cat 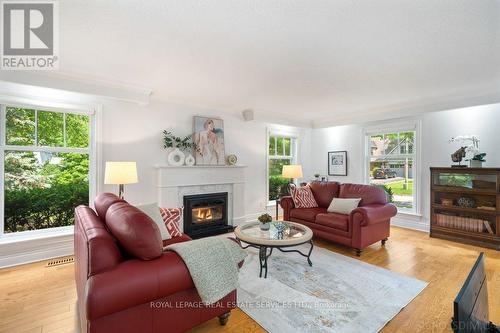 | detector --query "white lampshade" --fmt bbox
[282,165,303,179]
[104,162,138,185]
